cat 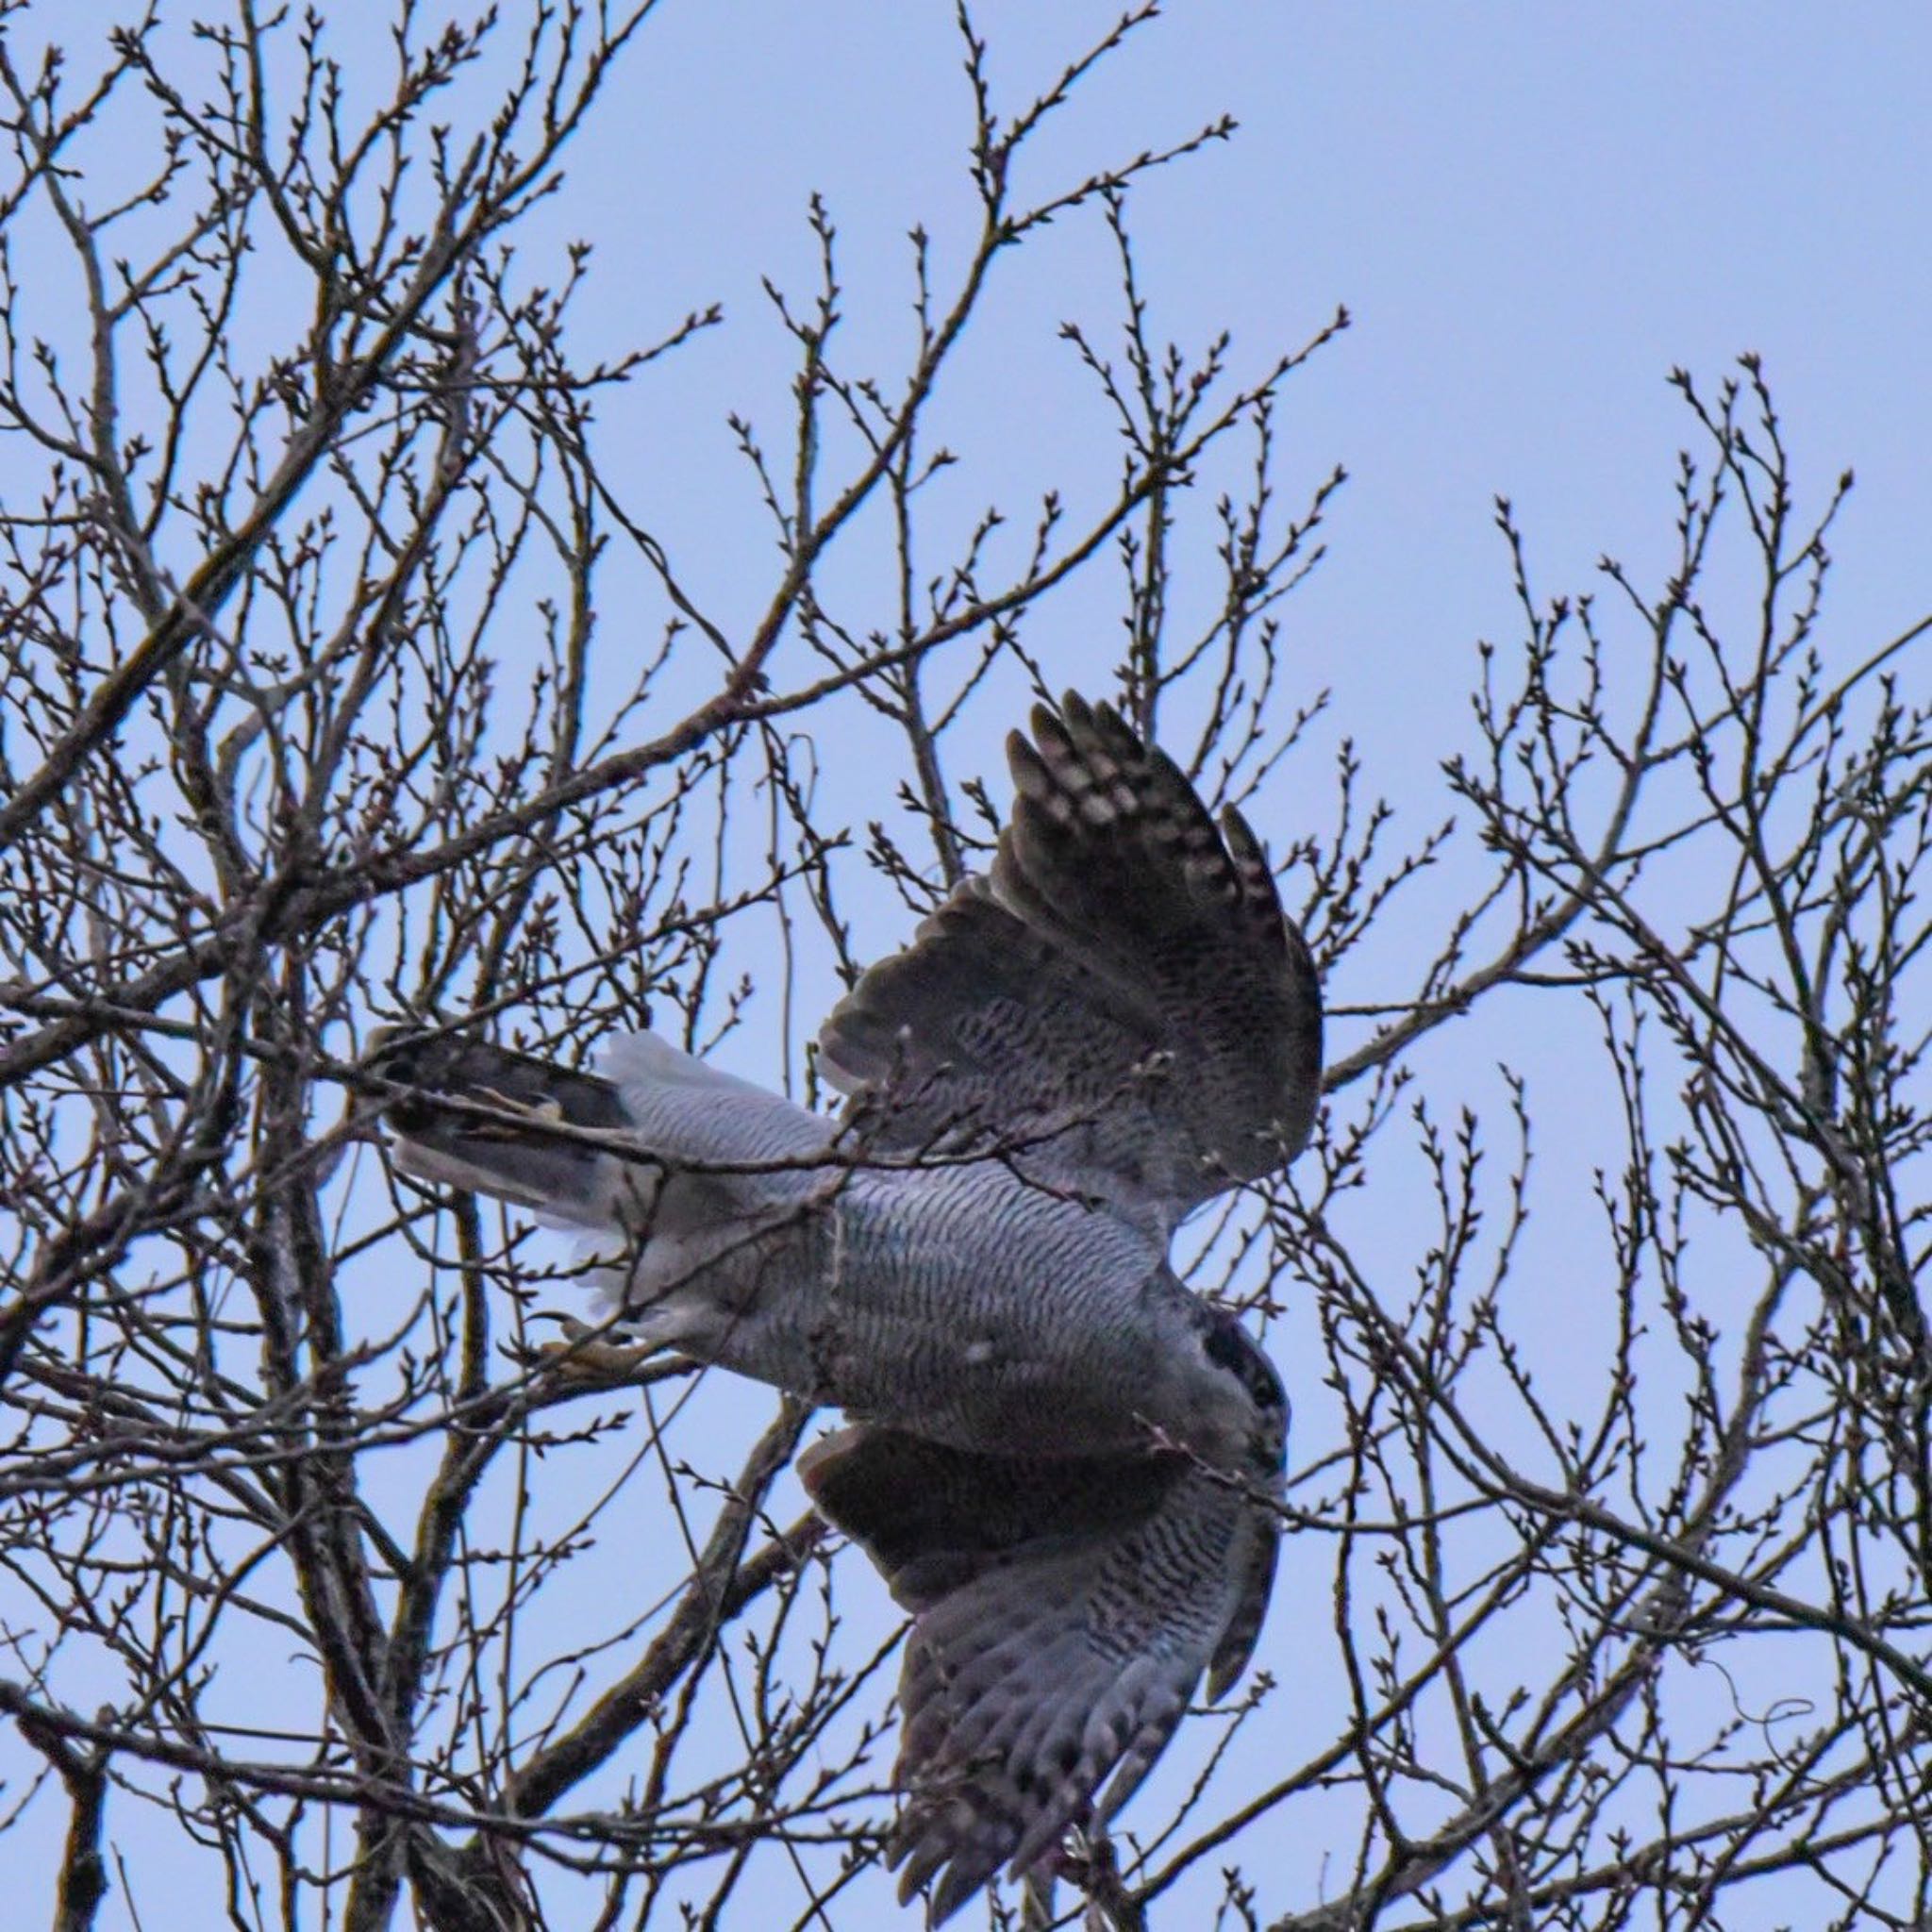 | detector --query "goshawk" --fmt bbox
[375,692,1322,1921]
